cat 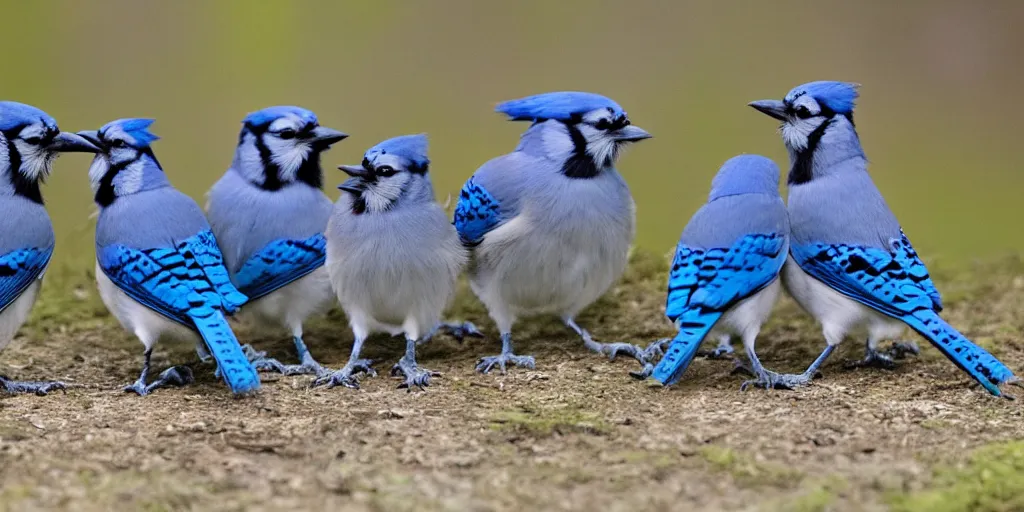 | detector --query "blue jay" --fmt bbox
[320,134,466,390]
[0,101,98,395]
[644,155,790,389]
[78,119,260,396]
[454,91,652,374]
[749,81,1018,396]
[205,106,347,376]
